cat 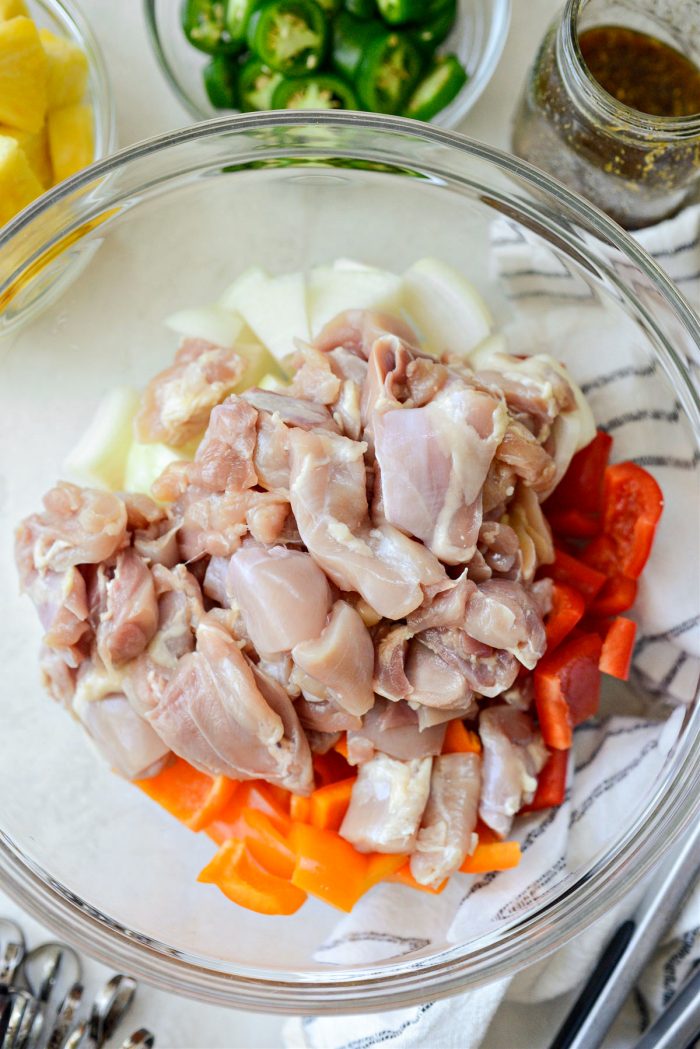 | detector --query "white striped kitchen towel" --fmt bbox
[284,204,700,1049]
